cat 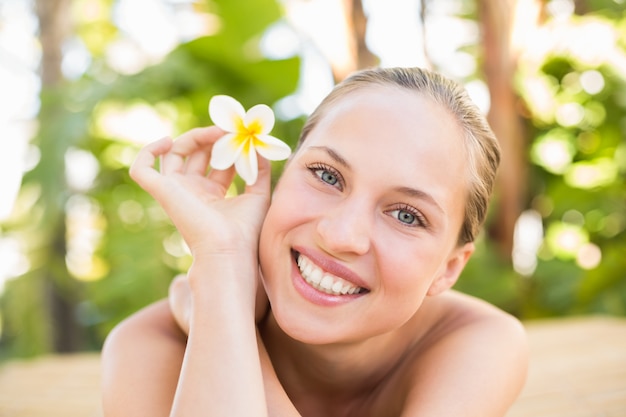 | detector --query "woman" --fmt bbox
[102,67,528,416]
